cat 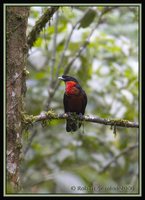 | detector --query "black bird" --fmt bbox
[58,75,87,132]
